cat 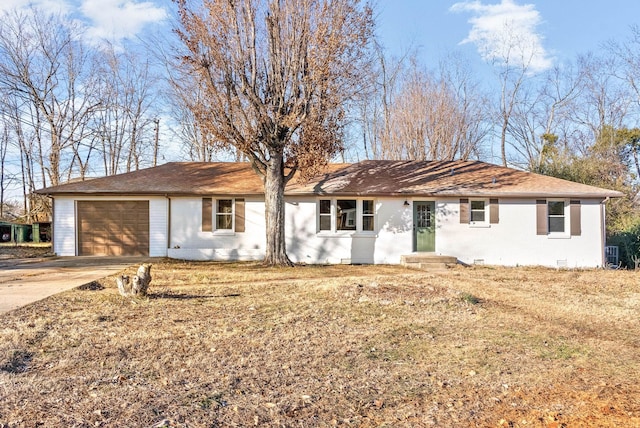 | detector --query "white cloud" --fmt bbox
[450,0,552,73]
[80,0,167,46]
